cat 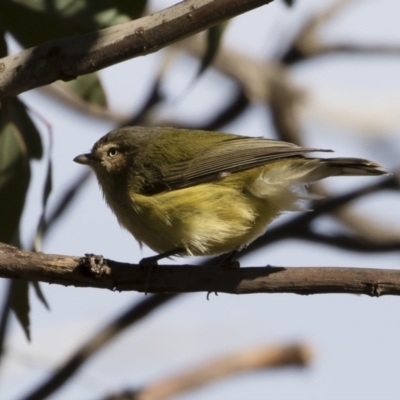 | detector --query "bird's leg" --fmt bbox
[219,250,240,269]
[139,248,183,294]
[139,248,183,266]
[207,250,240,300]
